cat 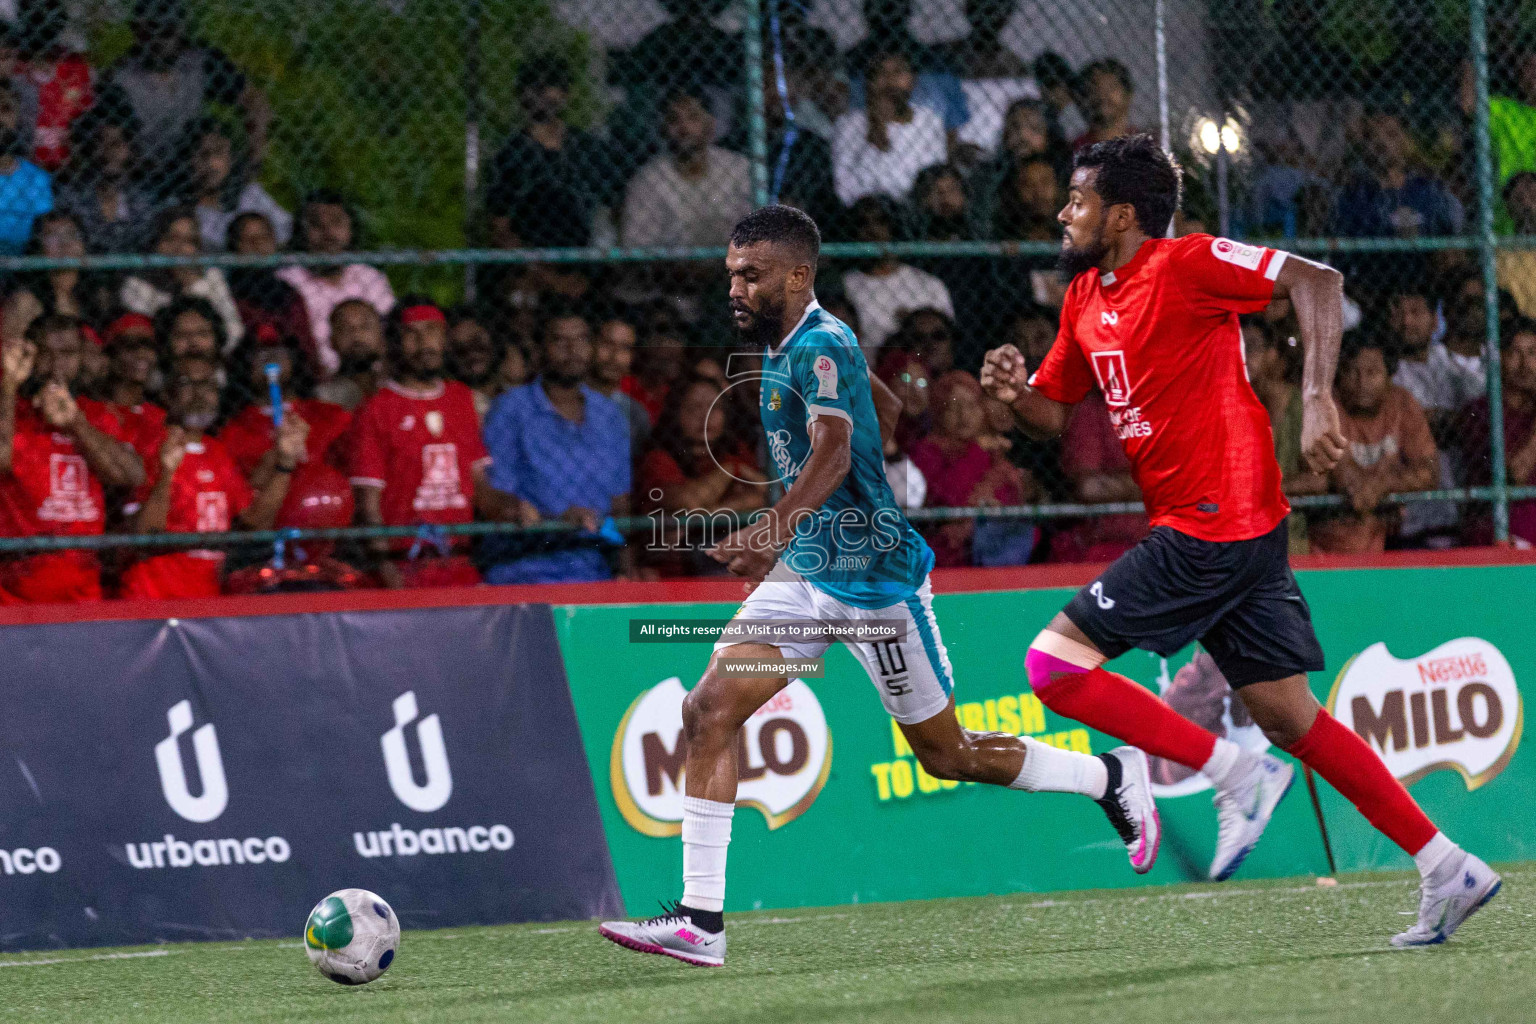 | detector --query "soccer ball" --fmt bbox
[304,888,400,985]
